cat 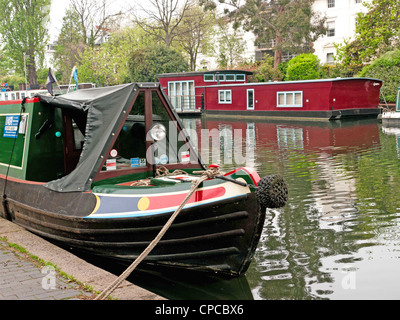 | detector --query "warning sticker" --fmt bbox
[3,115,20,138]
[130,157,139,167]
[106,158,116,170]
[139,158,146,167]
[181,151,190,164]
